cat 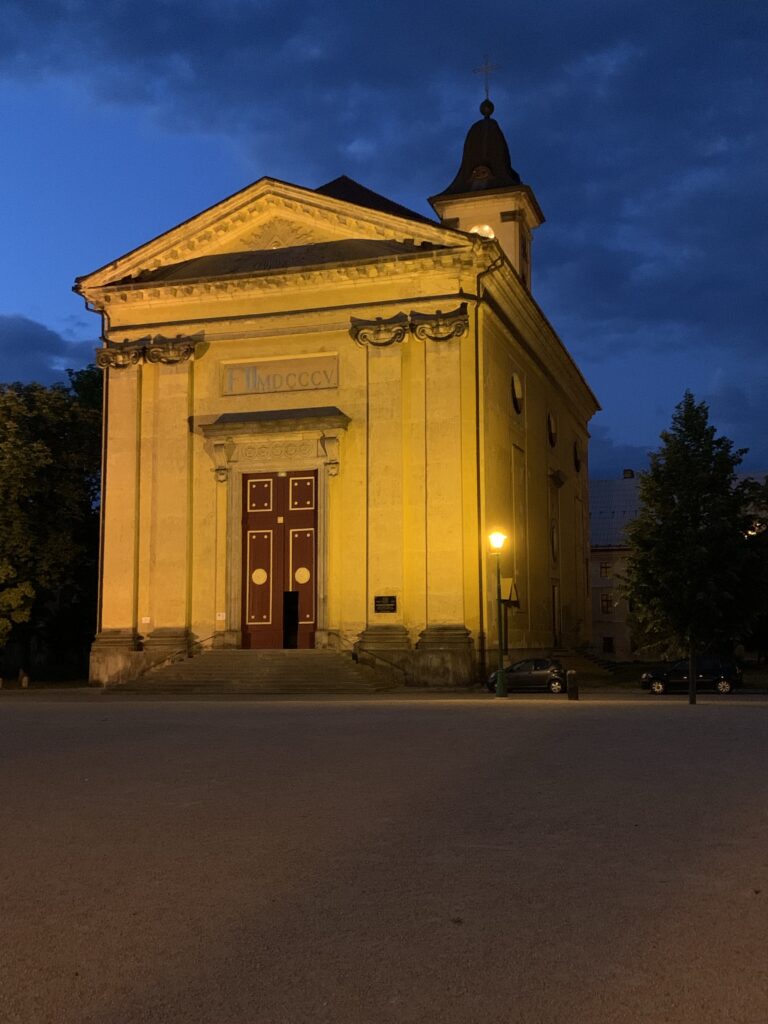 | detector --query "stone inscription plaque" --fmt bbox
[374,596,397,613]
[222,355,338,397]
